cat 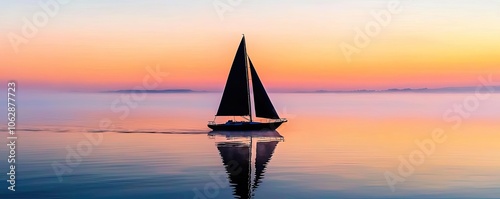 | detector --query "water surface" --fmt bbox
[1,92,500,198]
